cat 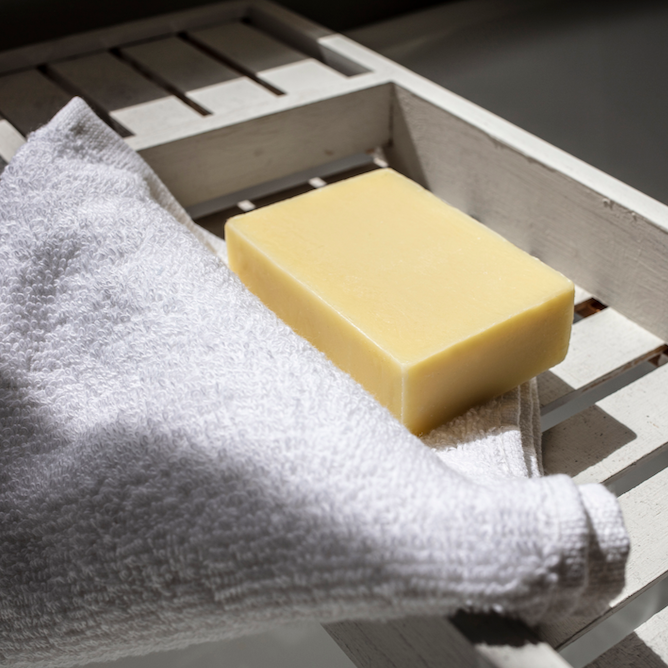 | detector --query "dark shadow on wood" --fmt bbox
[195,206,242,239]
[384,85,430,190]
[538,370,574,407]
[543,404,637,478]
[586,632,667,667]
[0,70,72,134]
[451,610,540,648]
[324,616,491,668]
